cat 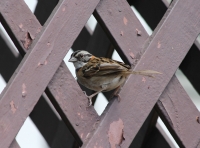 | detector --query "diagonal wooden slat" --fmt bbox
[0,0,100,147]
[83,0,200,147]
[9,140,20,148]
[156,75,200,148]
[94,0,149,65]
[0,0,100,146]
[1,0,200,147]
[46,62,100,145]
[126,1,200,146]
[0,0,41,56]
